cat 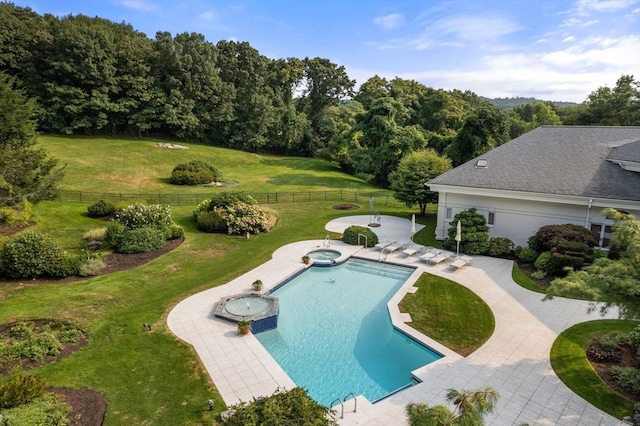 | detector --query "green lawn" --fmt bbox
[551,320,637,419]
[399,273,495,356]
